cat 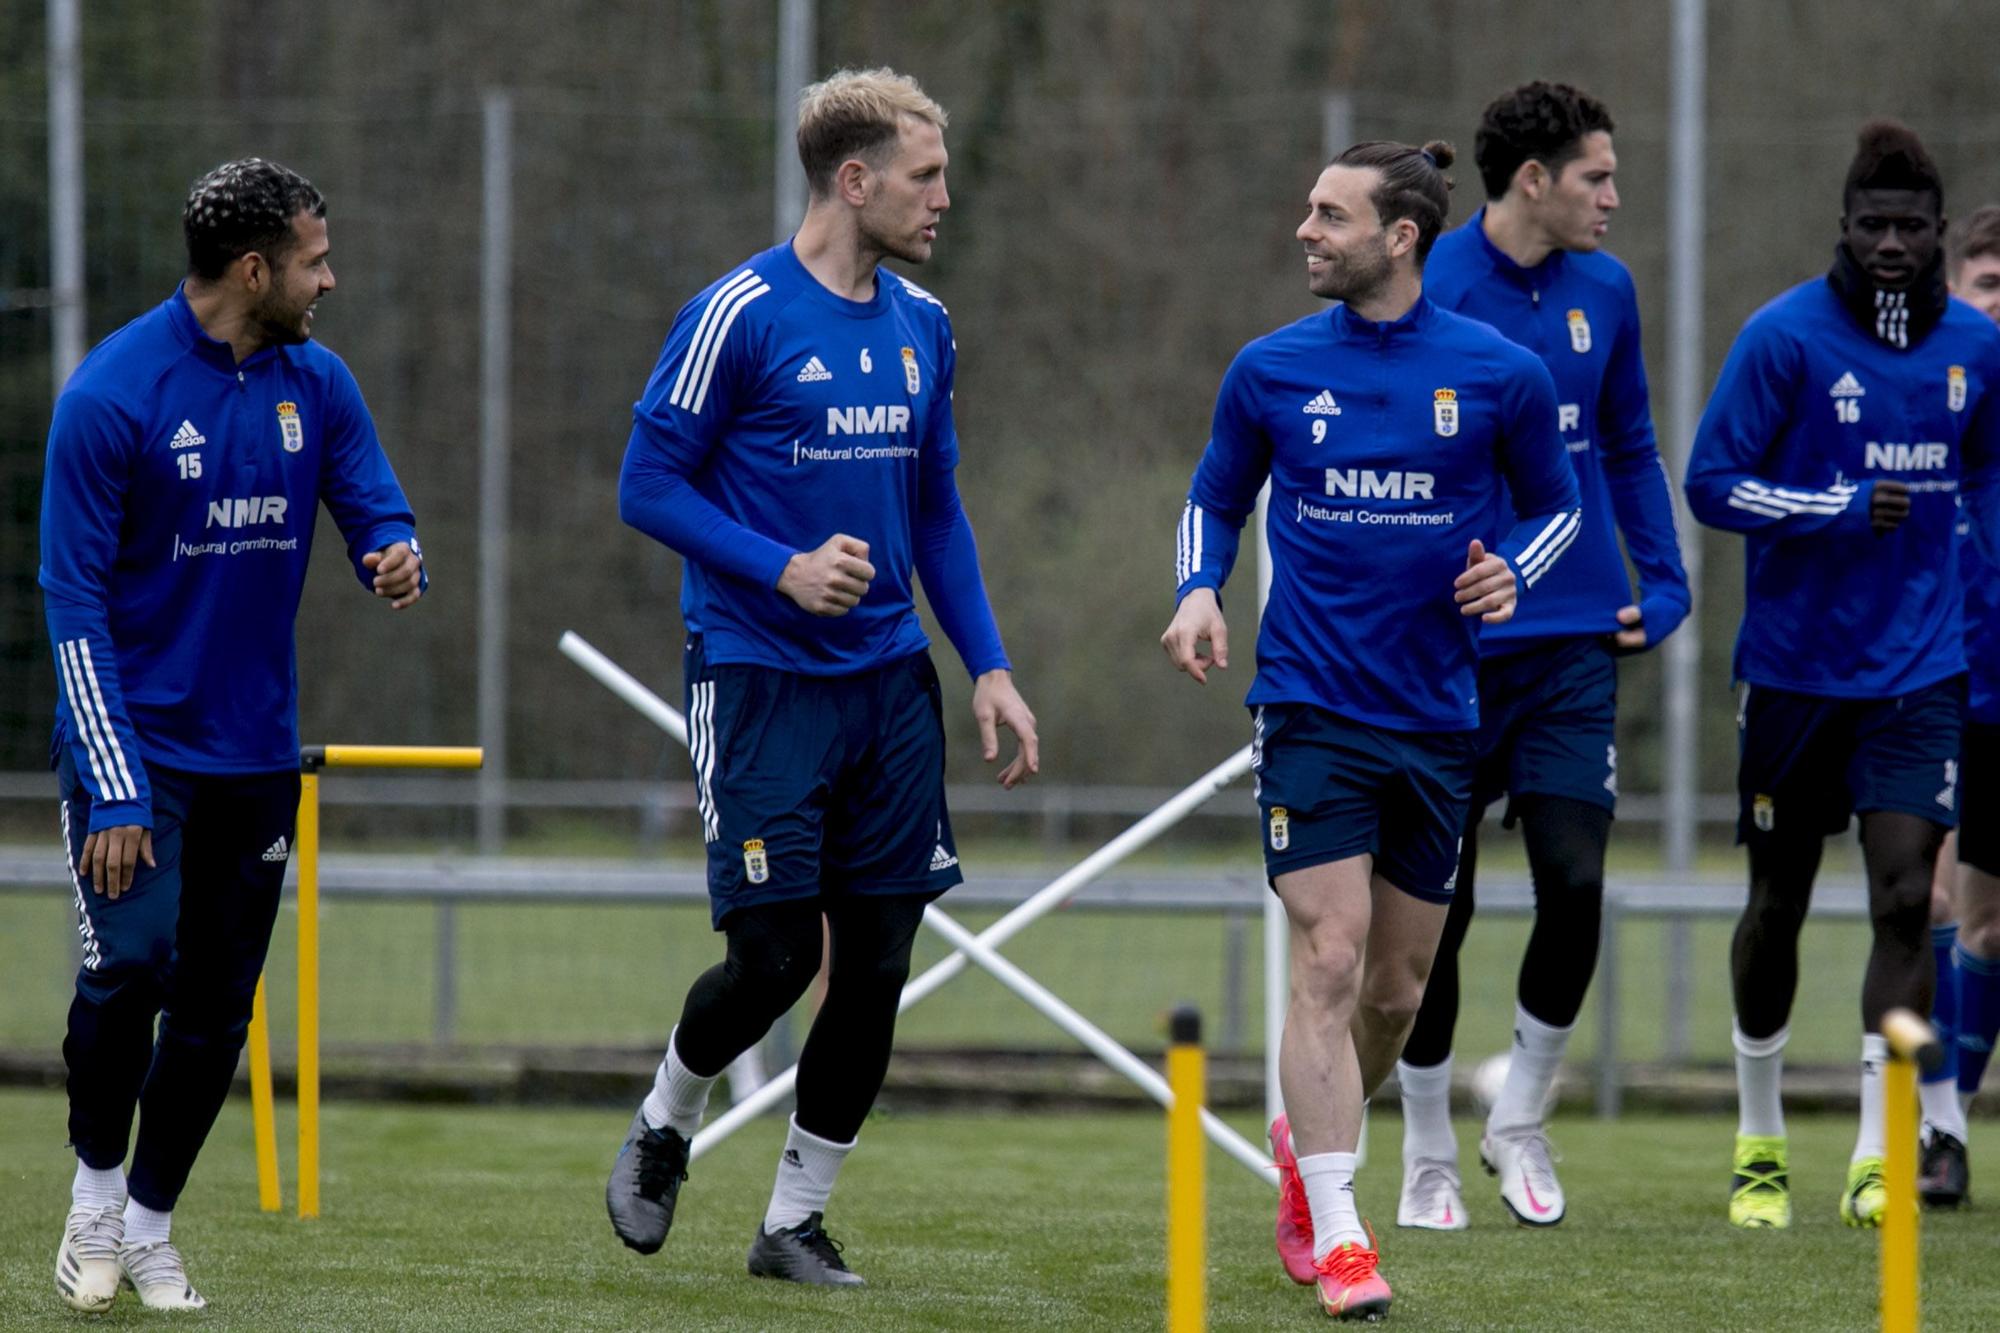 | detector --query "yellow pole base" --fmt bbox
[247,975,281,1213]
[1167,1008,1206,1333]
